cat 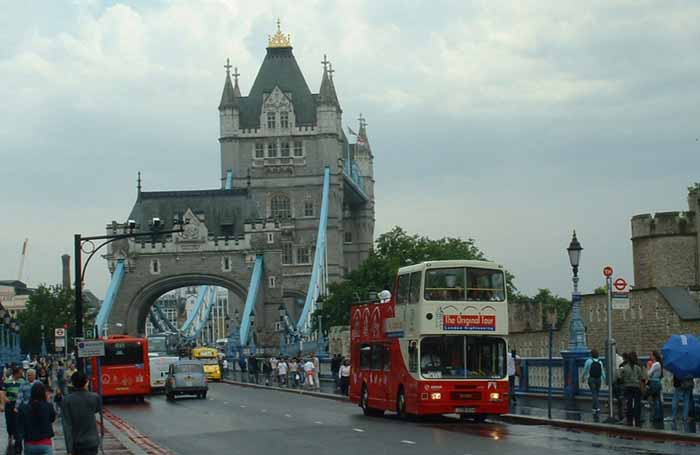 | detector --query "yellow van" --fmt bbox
[191,347,222,381]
